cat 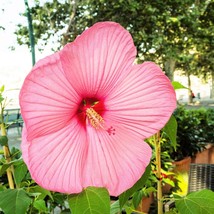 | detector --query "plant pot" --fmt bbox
[137,193,154,214]
[172,156,191,172]
[162,183,172,194]
[191,144,214,164]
